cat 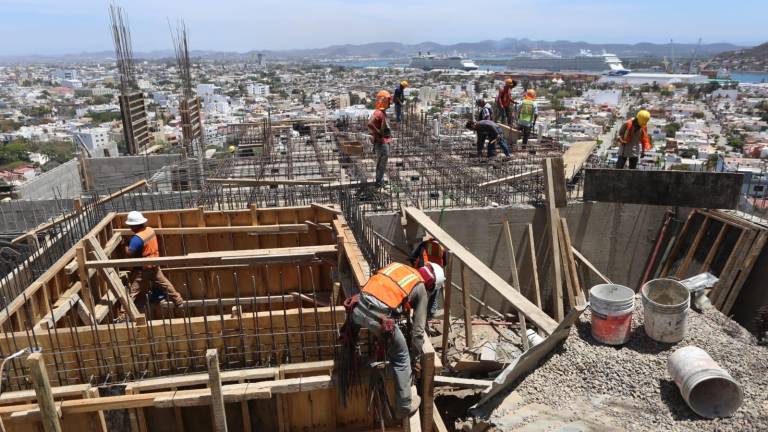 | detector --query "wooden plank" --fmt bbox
[503,221,528,351]
[559,218,584,306]
[206,349,228,432]
[660,211,697,277]
[711,229,751,307]
[526,224,542,310]
[562,141,597,181]
[208,178,332,186]
[557,220,576,310]
[433,402,449,432]
[676,215,711,279]
[27,352,62,432]
[440,253,454,366]
[460,262,473,348]
[544,159,564,321]
[310,203,342,216]
[433,376,493,389]
[477,169,542,188]
[571,247,612,284]
[404,208,558,335]
[124,385,148,432]
[84,245,338,269]
[700,222,728,273]
[85,387,108,432]
[113,224,311,235]
[87,237,143,323]
[420,338,435,432]
[722,230,768,314]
